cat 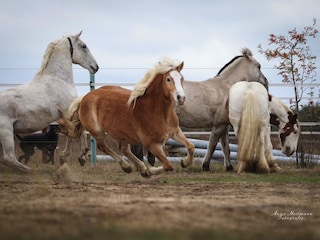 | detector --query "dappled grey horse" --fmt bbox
[0,31,98,172]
